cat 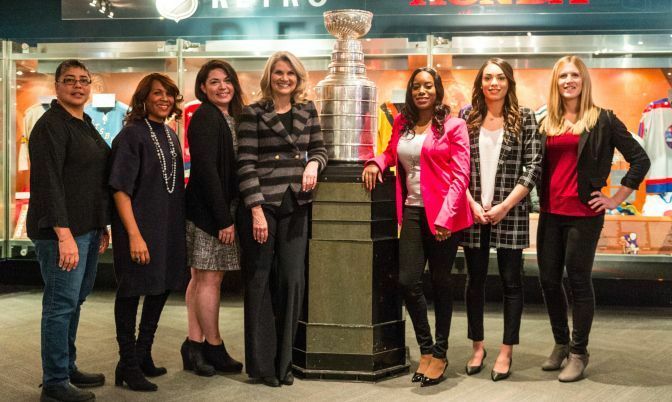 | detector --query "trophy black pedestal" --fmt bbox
[293,163,409,381]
